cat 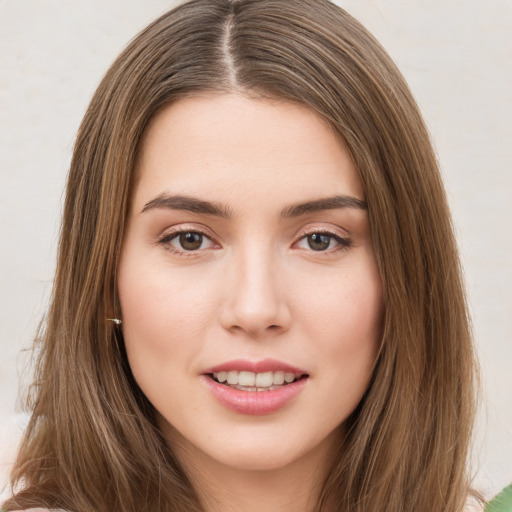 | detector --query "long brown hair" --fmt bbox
[4,1,478,511]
